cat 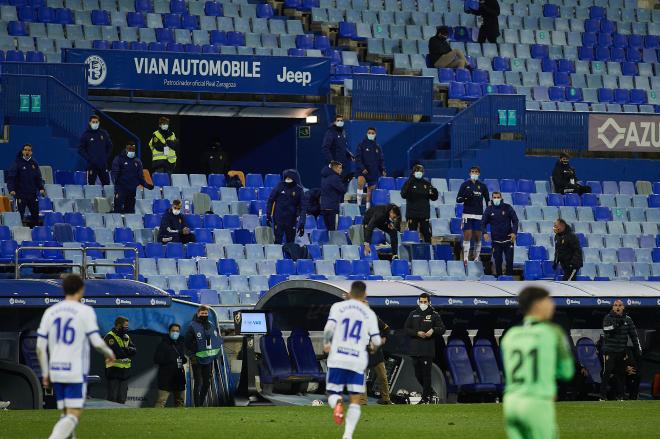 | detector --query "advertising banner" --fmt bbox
[588,114,660,151]
[63,48,331,96]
